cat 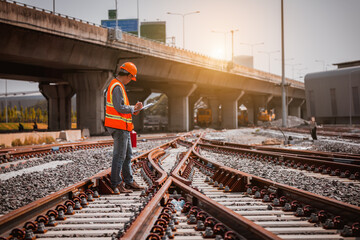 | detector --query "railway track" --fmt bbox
[1,132,359,239]
[0,134,178,168]
[268,126,360,140]
[200,138,360,181]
